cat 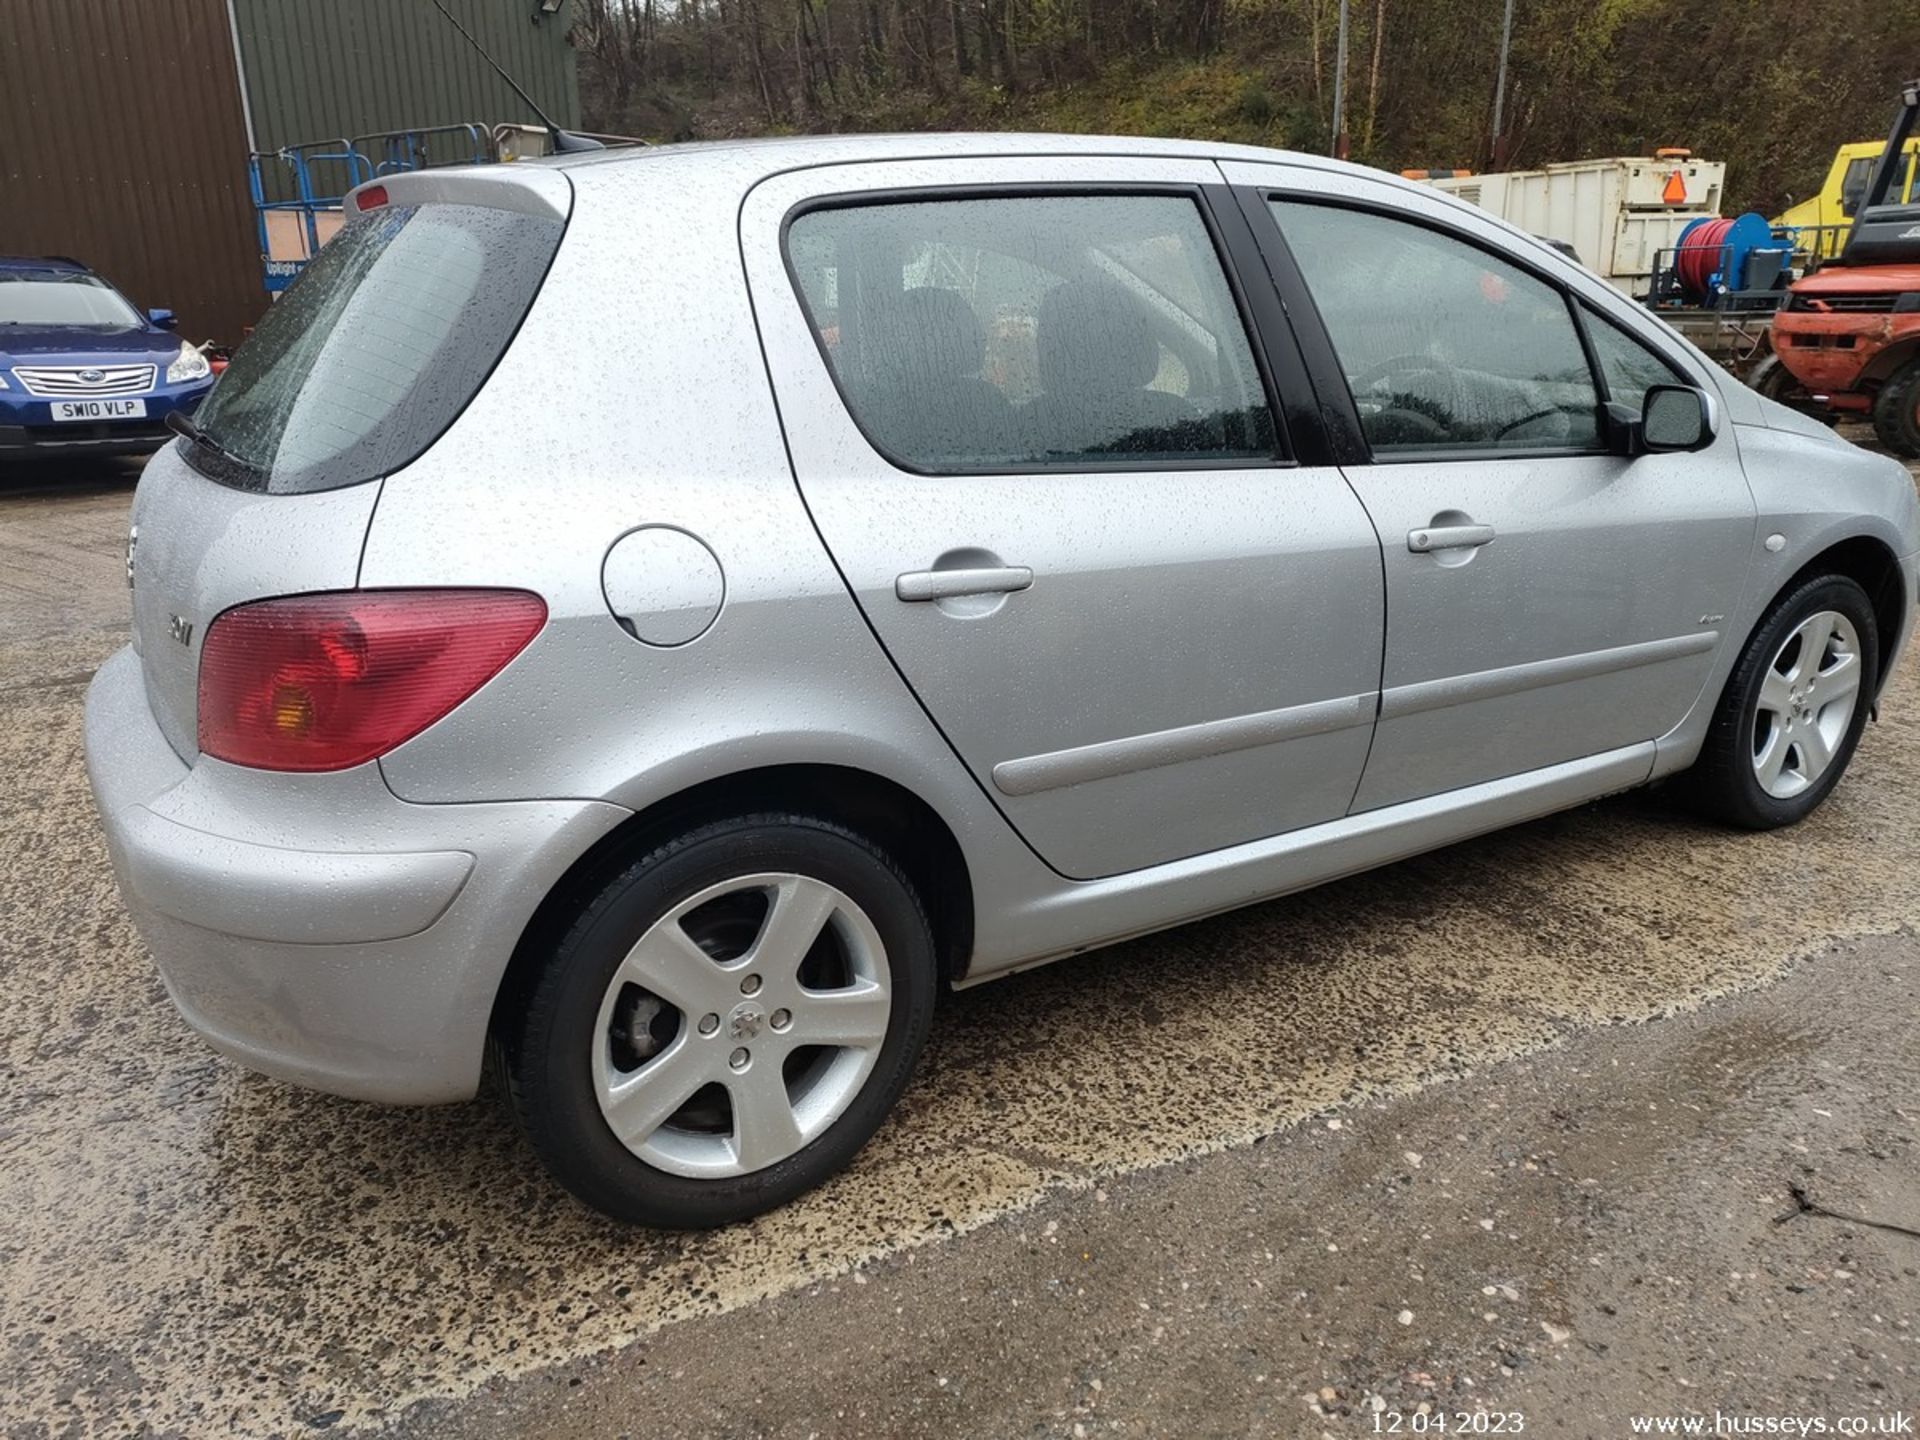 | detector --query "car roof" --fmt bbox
[541,129,1389,189]
[0,254,90,276]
